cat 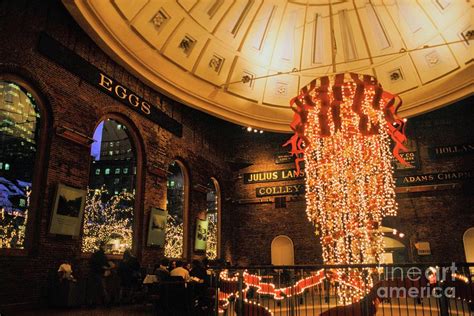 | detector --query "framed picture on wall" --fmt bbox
[49,183,86,237]
[147,207,168,247]
[194,217,209,251]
